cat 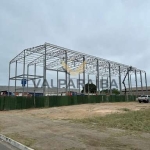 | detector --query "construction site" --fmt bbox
[0,43,150,150]
[7,42,148,96]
